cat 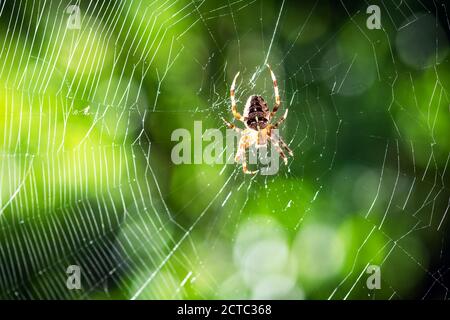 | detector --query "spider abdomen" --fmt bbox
[244,95,270,130]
